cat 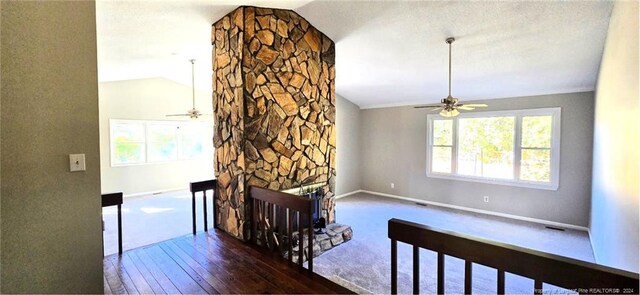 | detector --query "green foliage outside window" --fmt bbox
[430,112,555,184]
